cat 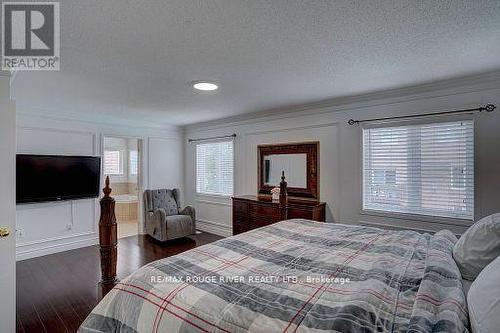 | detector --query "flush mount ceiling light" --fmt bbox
[192,81,218,91]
